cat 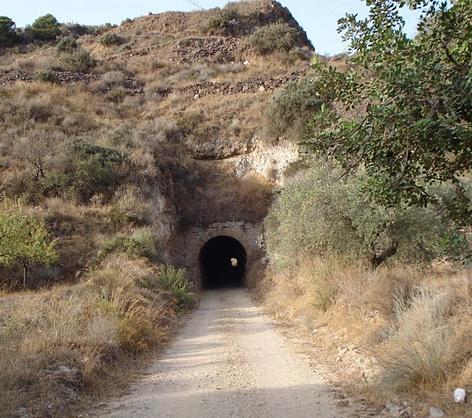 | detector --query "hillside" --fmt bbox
[0,2,314,416]
[0,0,312,288]
[1,1,471,417]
